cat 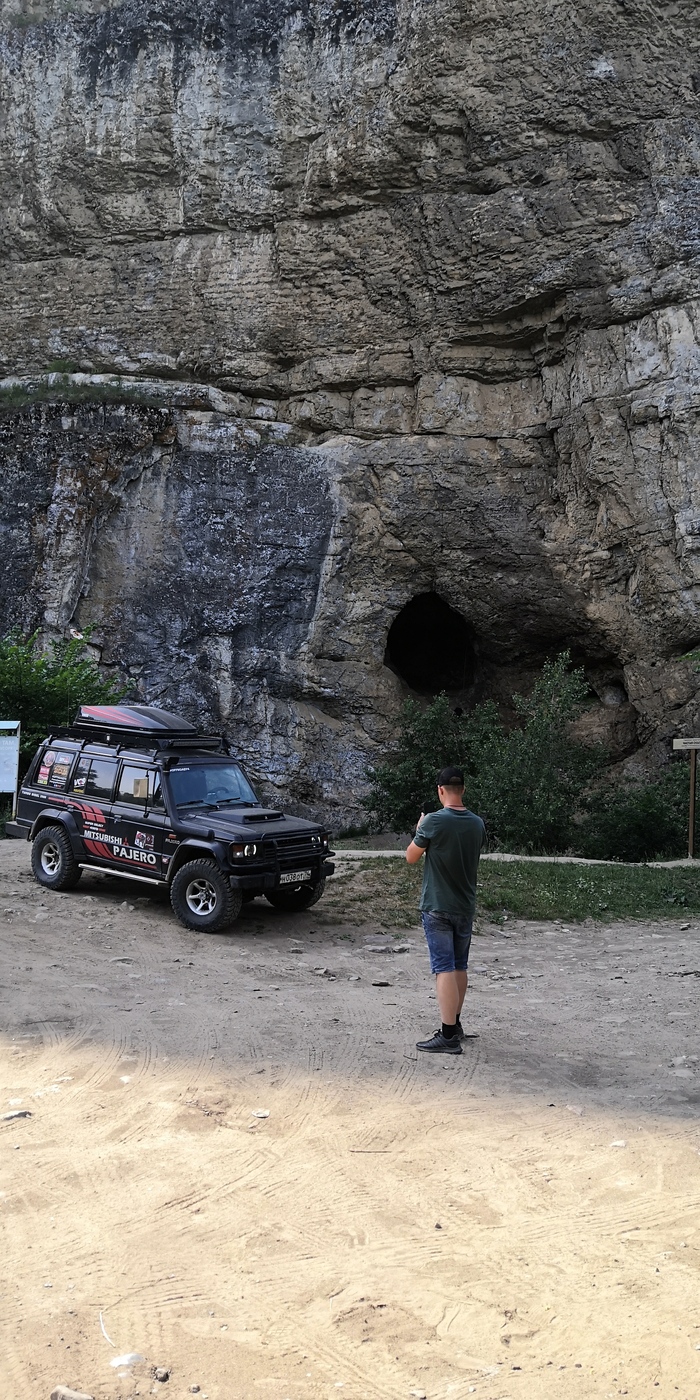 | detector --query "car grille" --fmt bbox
[265,833,319,867]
